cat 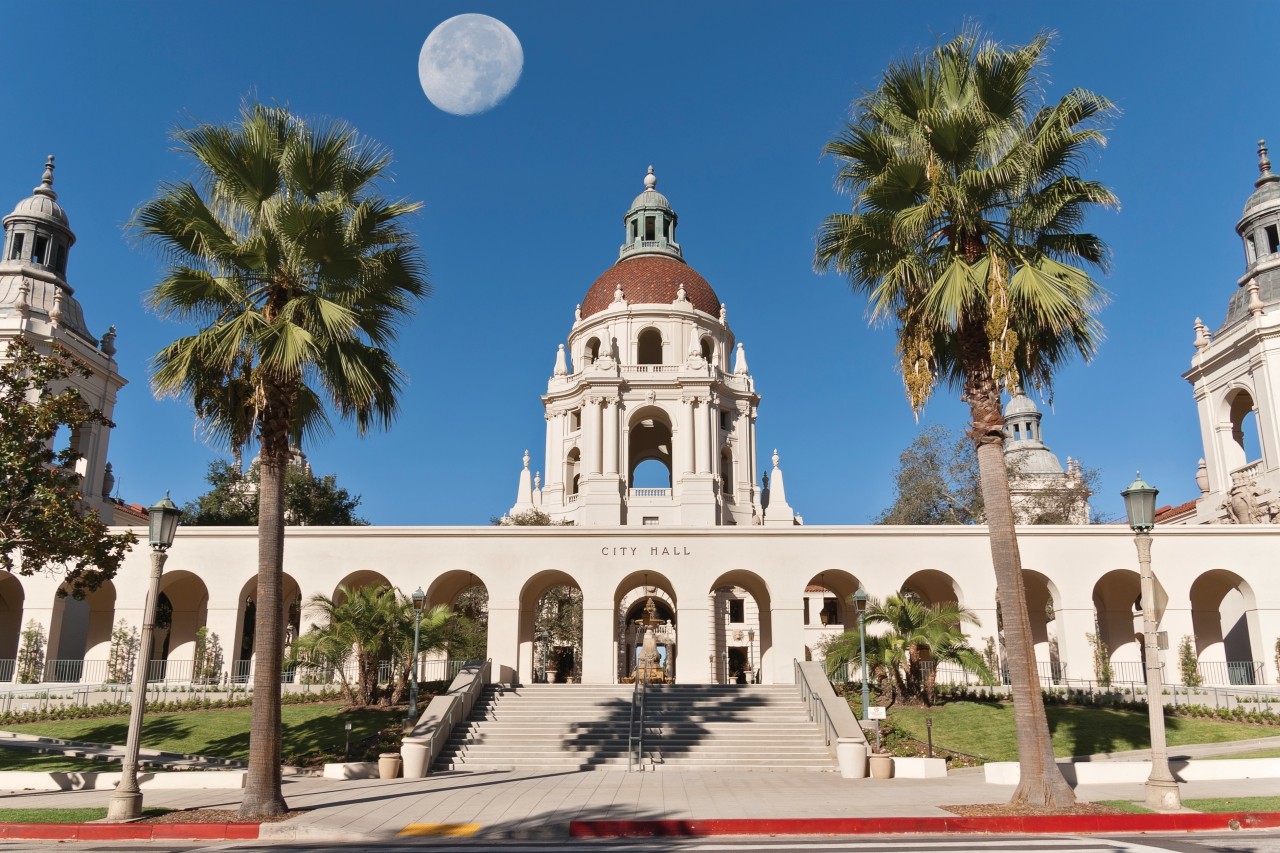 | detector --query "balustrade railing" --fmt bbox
[628,488,672,499]
[1230,459,1262,485]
